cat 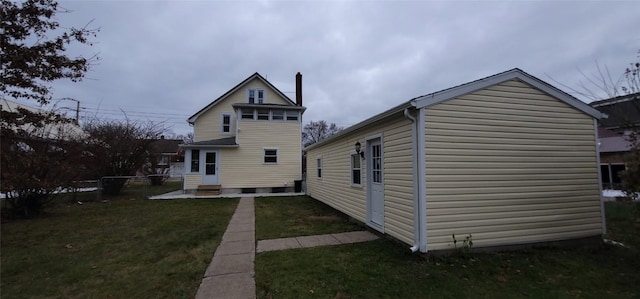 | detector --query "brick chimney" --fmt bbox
[296,72,302,106]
